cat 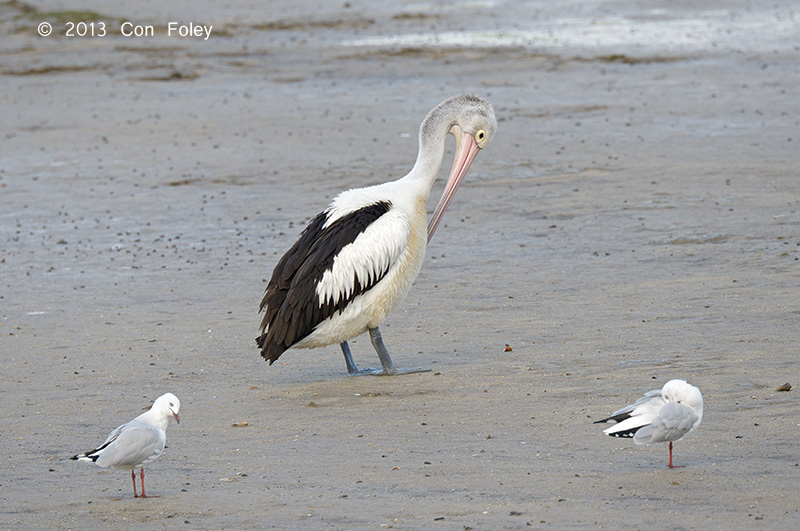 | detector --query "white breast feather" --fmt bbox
[316,210,410,306]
